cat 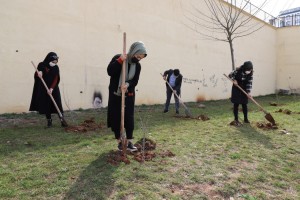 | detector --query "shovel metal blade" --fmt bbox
[265,113,276,125]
